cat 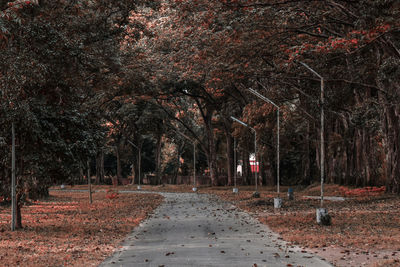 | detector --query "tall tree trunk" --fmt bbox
[79,166,84,184]
[136,144,142,185]
[16,193,22,229]
[355,129,363,186]
[195,100,219,186]
[362,129,371,186]
[263,158,273,186]
[301,121,311,185]
[242,149,251,185]
[115,143,122,182]
[224,126,234,186]
[96,149,104,184]
[155,134,163,185]
[340,115,349,185]
[384,104,400,193]
[173,142,184,184]
[203,108,219,186]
